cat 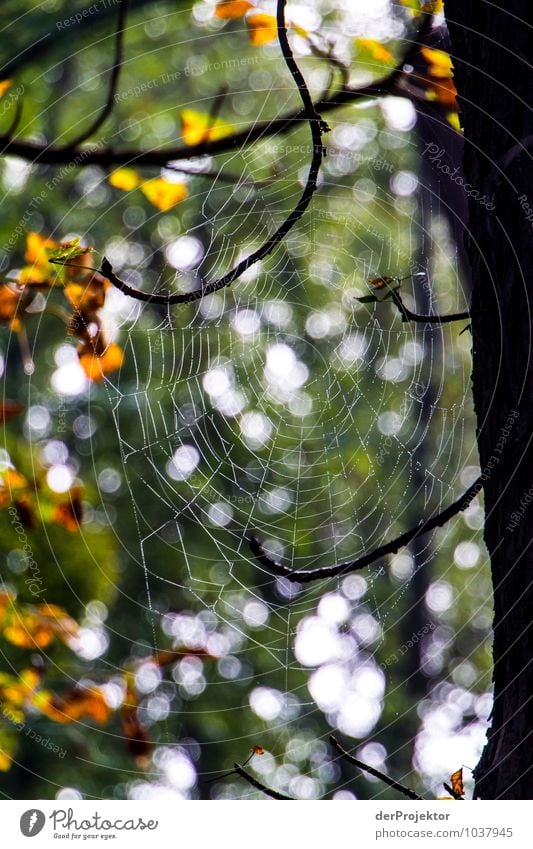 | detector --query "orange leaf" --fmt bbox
[0,284,25,331]
[37,686,112,725]
[139,178,188,211]
[0,80,13,98]
[52,488,83,532]
[450,767,465,798]
[0,468,29,508]
[121,705,151,762]
[215,0,254,19]
[246,12,278,46]
[78,341,124,382]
